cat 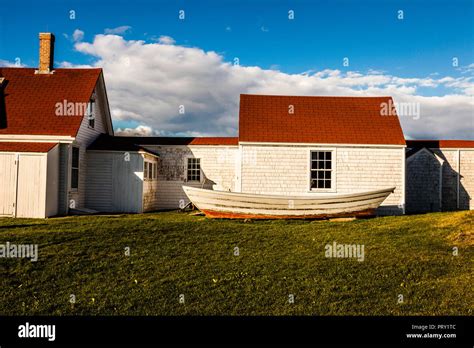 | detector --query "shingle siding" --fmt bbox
[406,148,474,212]
[143,145,239,209]
[241,145,404,215]
[436,150,460,211]
[144,144,404,214]
[406,150,442,213]
[460,150,474,210]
